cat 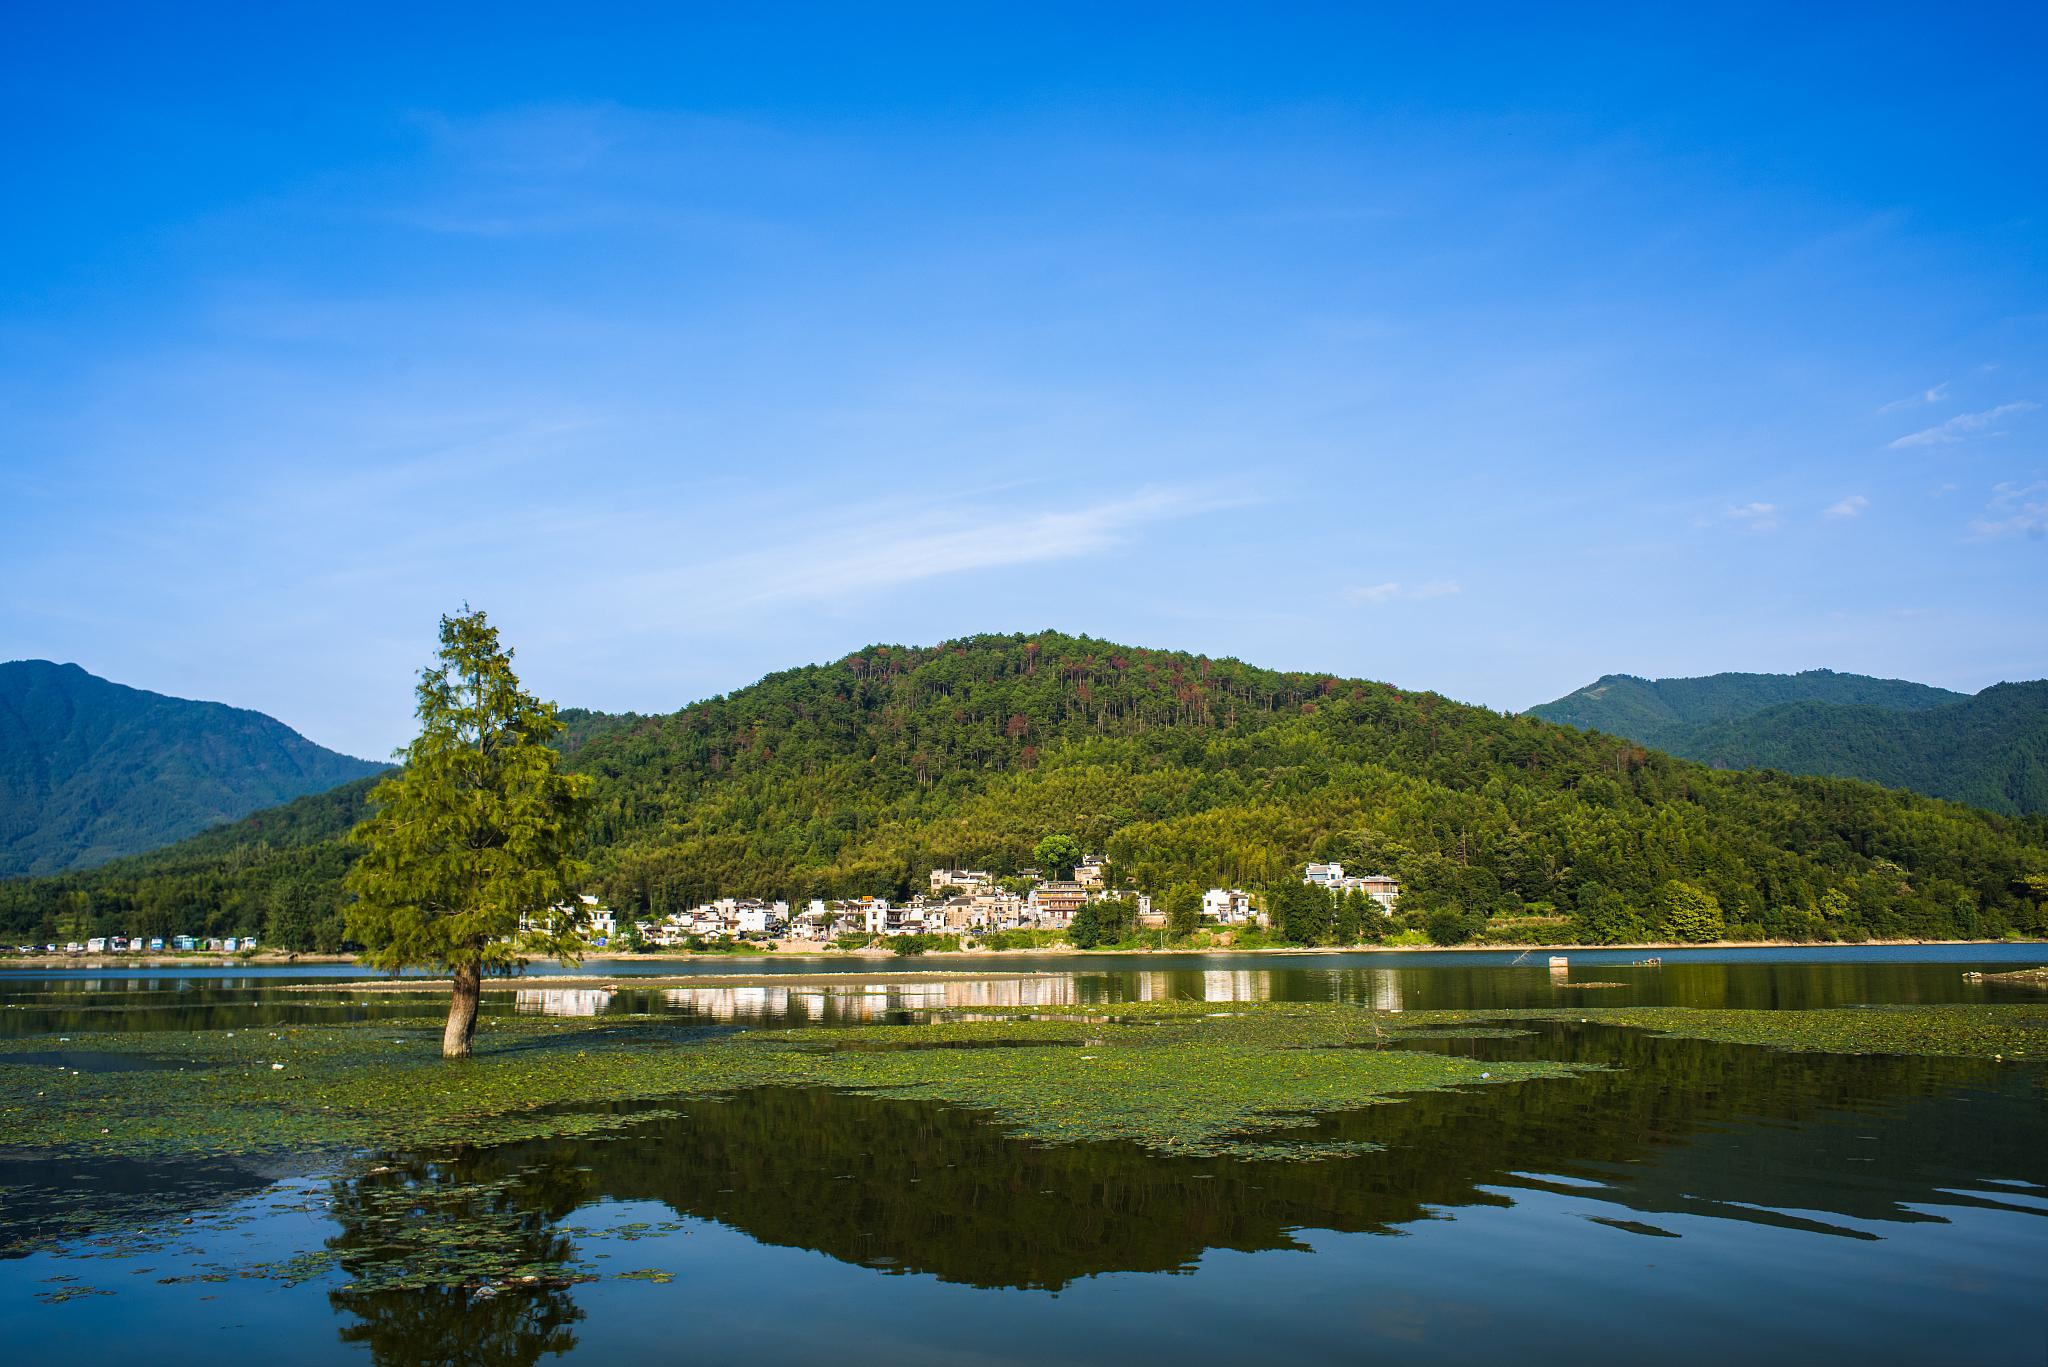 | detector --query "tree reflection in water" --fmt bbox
[326,1147,596,1367]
